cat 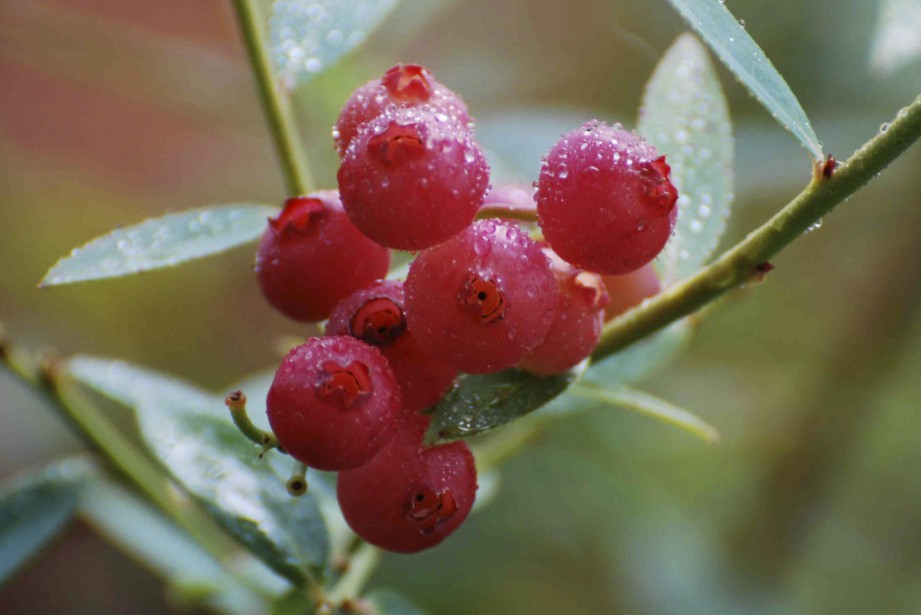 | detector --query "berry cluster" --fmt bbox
[253,64,678,553]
